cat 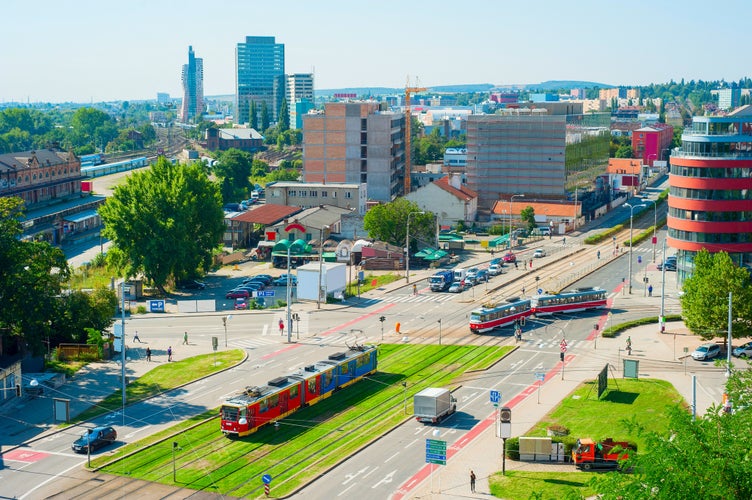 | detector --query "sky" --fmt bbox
[3,0,751,103]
